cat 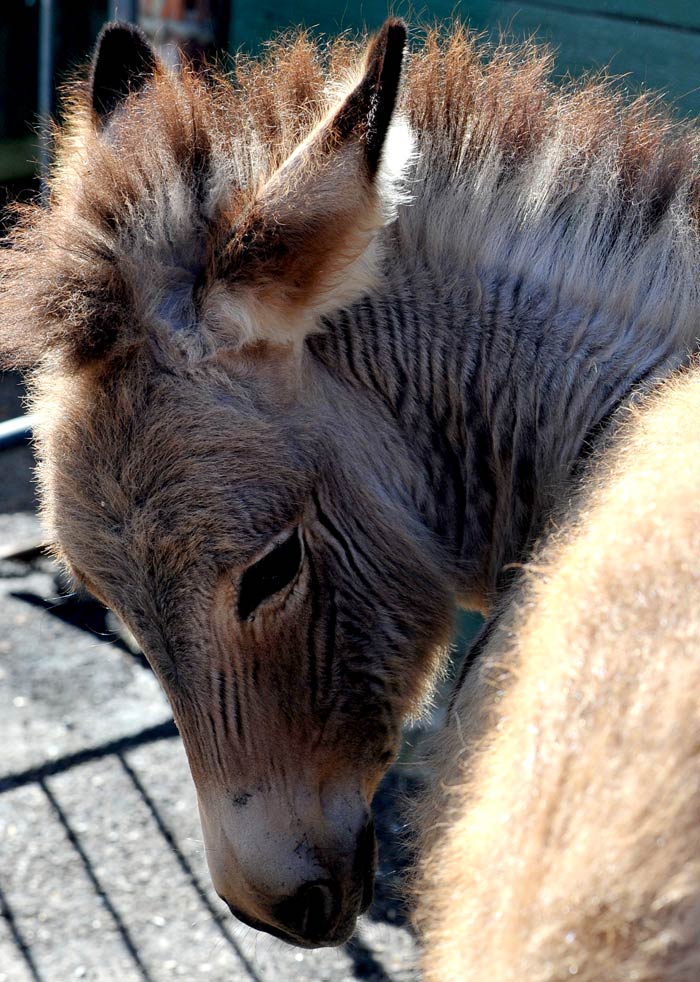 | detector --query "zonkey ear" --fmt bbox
[213,19,409,346]
[0,24,156,373]
[89,22,159,125]
[331,17,407,178]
